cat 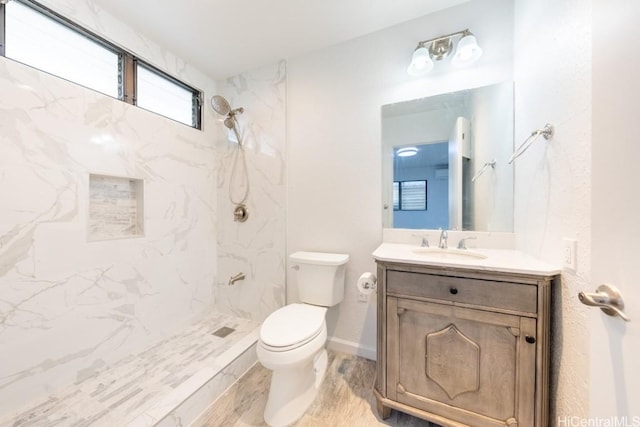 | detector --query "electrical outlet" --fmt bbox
[563,238,577,271]
[358,292,369,303]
